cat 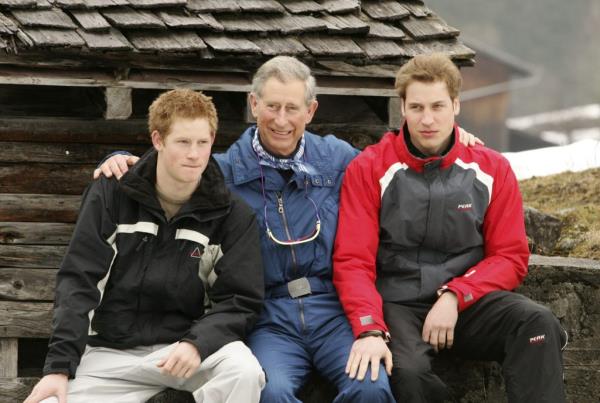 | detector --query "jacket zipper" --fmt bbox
[276,192,298,274]
[276,192,306,331]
